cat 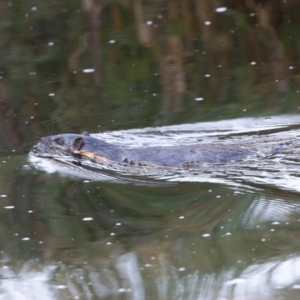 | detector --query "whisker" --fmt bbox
[51,120,55,135]
[44,122,49,136]
[58,120,70,134]
[32,129,43,139]
[23,141,36,148]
